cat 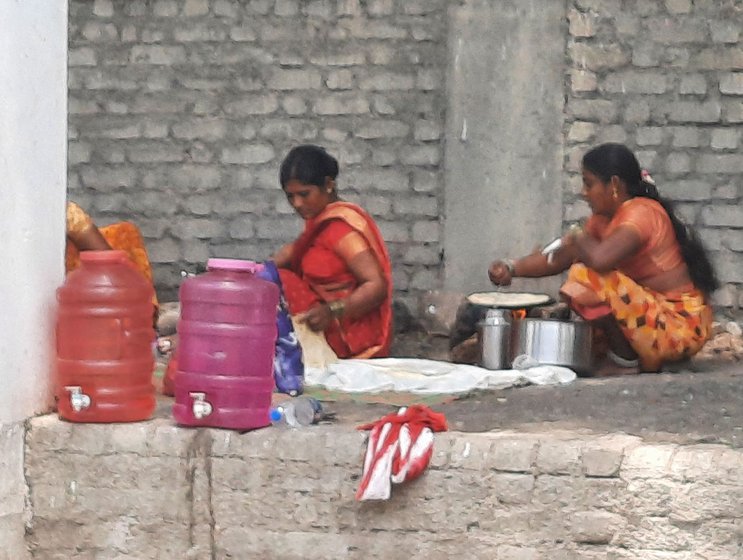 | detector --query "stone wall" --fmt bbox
[564,0,743,308]
[0,424,30,560]
[68,0,447,306]
[68,0,743,309]
[25,416,743,559]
